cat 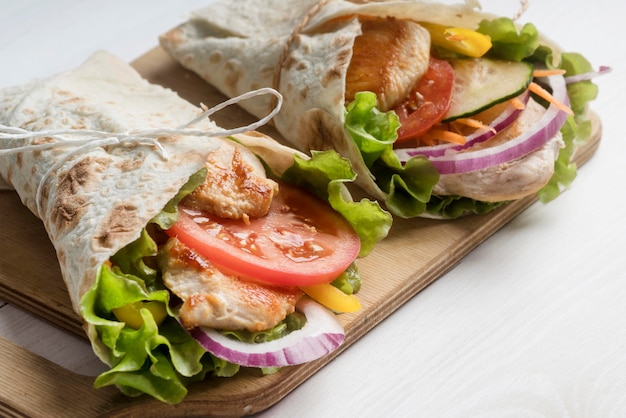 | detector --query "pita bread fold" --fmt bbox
[0,50,290,314]
[159,0,494,202]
